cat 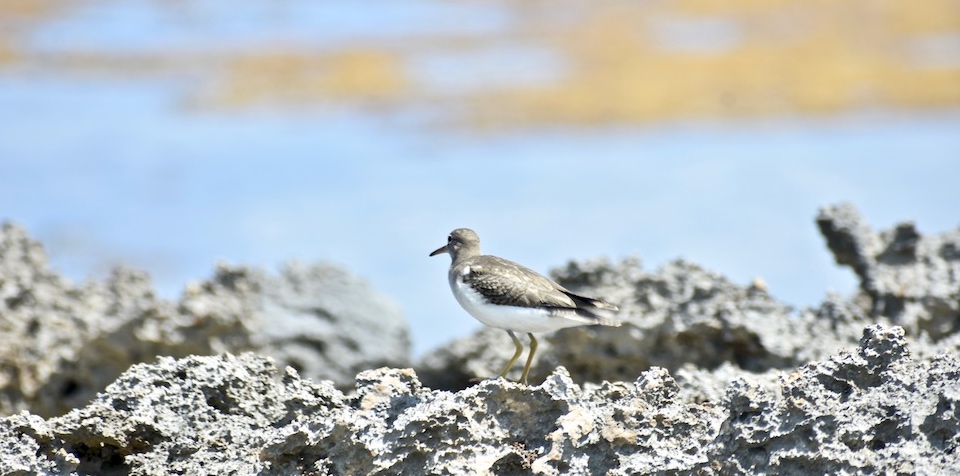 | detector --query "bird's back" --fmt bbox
[452,254,620,326]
